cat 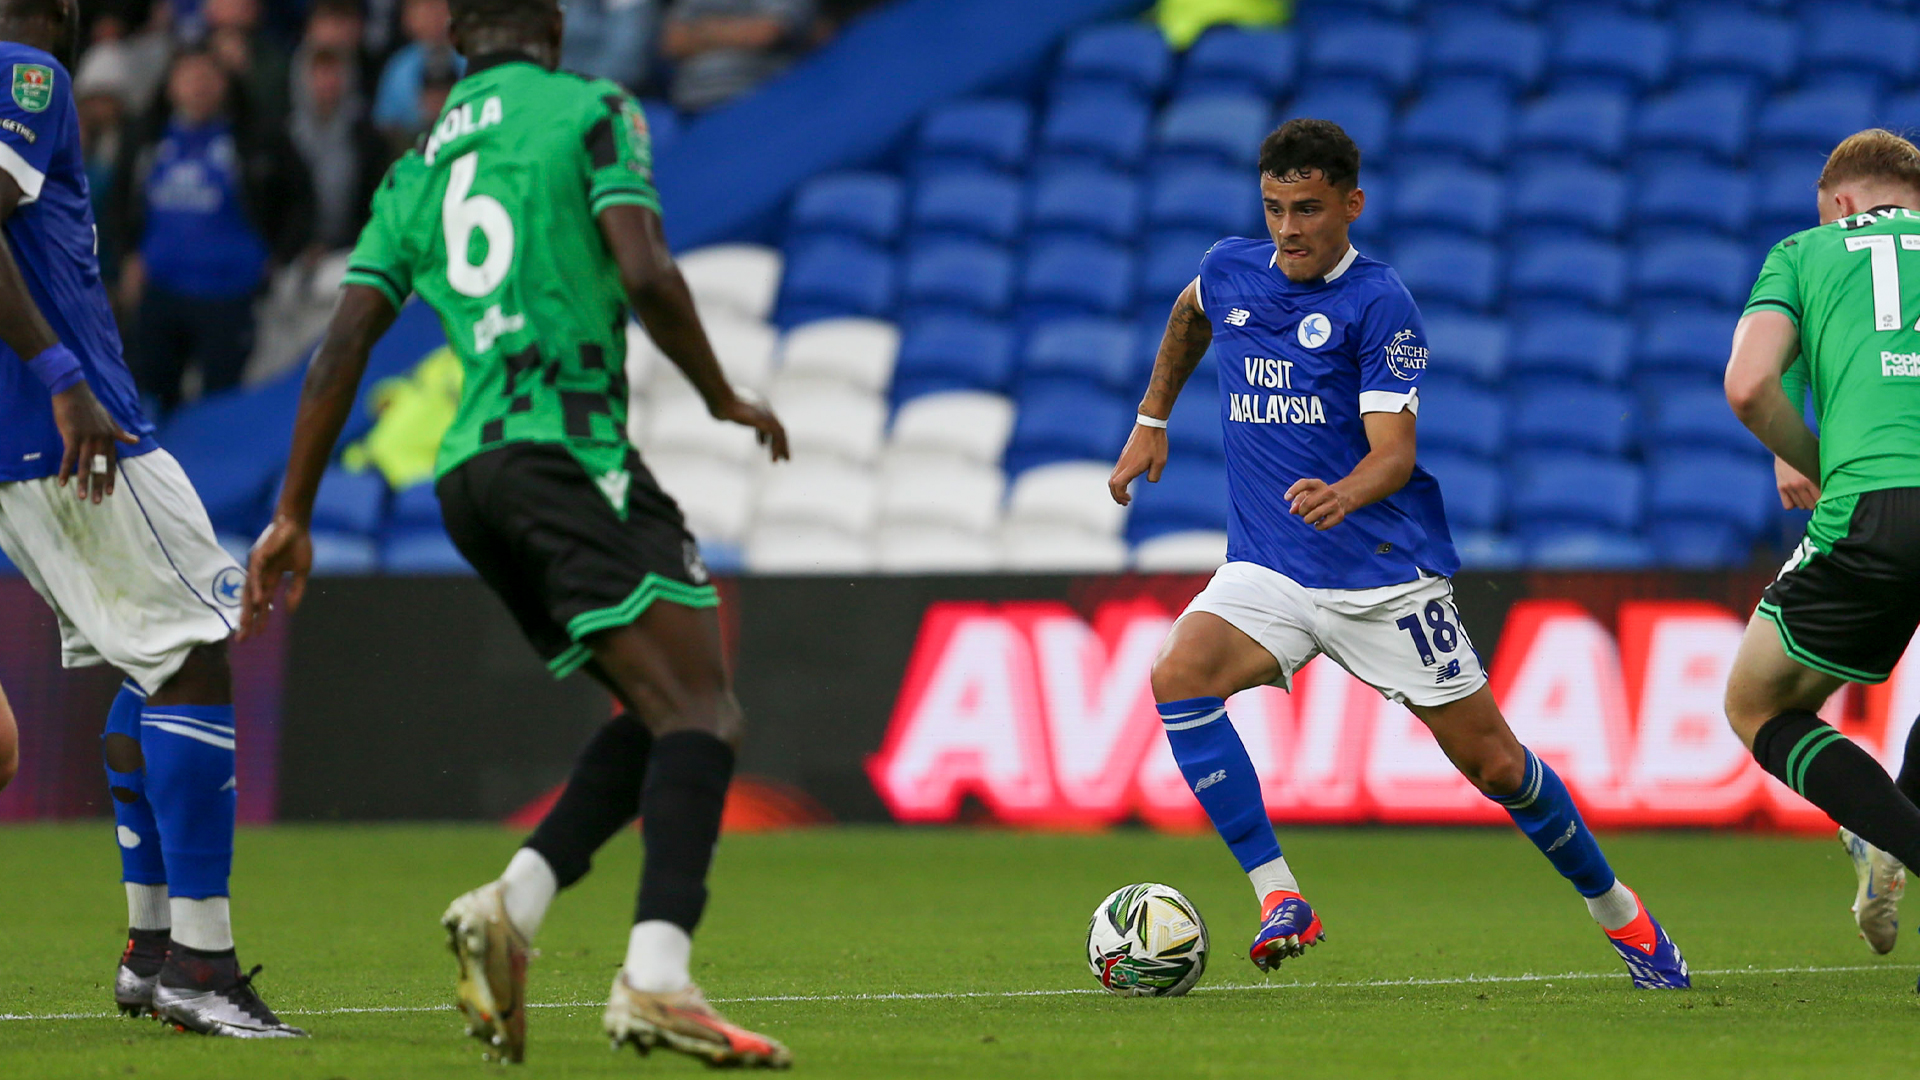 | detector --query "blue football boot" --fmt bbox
[1249,891,1325,972]
[1603,888,1690,989]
